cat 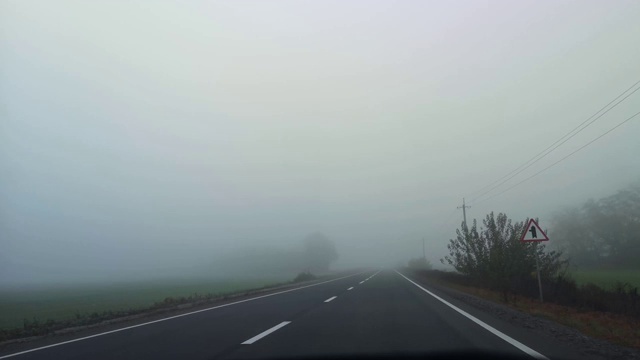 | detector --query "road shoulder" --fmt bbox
[403,270,640,360]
